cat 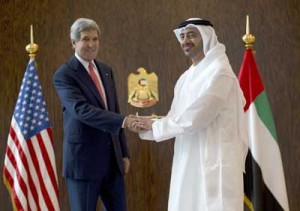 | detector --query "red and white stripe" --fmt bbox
[4,117,60,211]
